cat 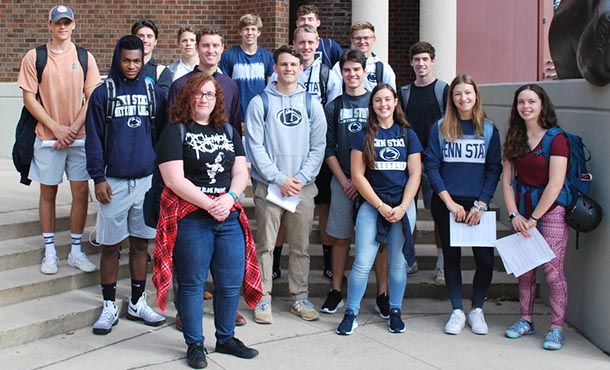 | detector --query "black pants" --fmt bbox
[431,194,494,310]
